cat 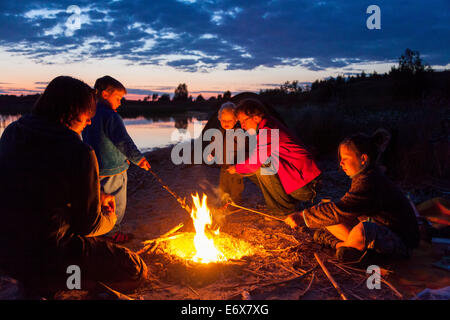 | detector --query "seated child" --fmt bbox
[82,76,151,243]
[202,102,245,204]
[285,129,420,262]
